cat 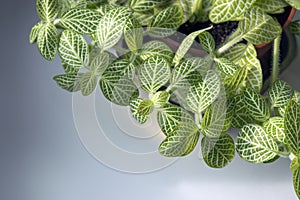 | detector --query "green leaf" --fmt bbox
[223,67,248,95]
[187,70,221,113]
[157,104,194,136]
[58,0,75,14]
[37,23,58,61]
[173,26,212,65]
[130,98,150,124]
[263,117,286,143]
[293,167,300,199]
[238,8,282,45]
[289,20,300,35]
[58,30,89,71]
[222,43,248,64]
[159,122,200,157]
[104,59,135,80]
[100,73,139,106]
[170,58,204,89]
[30,22,43,44]
[285,0,300,10]
[198,31,215,53]
[138,56,170,93]
[59,9,101,34]
[253,0,287,14]
[88,51,110,76]
[231,95,255,128]
[139,40,174,64]
[80,71,98,96]
[236,124,279,164]
[201,133,235,168]
[209,0,256,23]
[202,99,234,138]
[130,0,166,12]
[291,157,300,171]
[96,7,131,50]
[177,0,193,22]
[284,100,300,155]
[124,17,143,52]
[150,91,170,108]
[243,88,270,122]
[36,0,59,22]
[269,80,294,108]
[148,6,183,37]
[53,73,82,92]
[246,63,263,93]
[214,58,238,76]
